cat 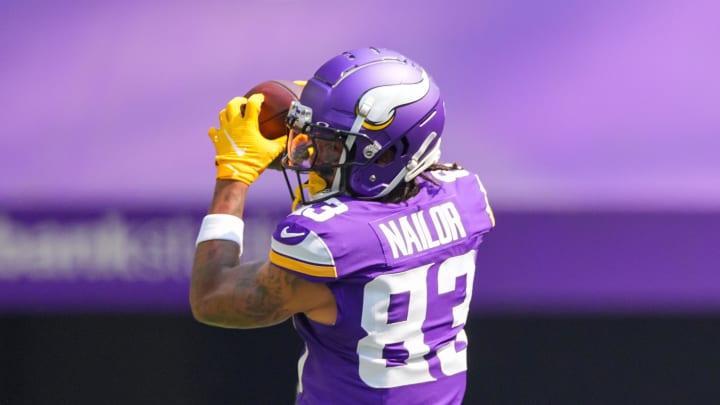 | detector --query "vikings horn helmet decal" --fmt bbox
[359,70,431,131]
